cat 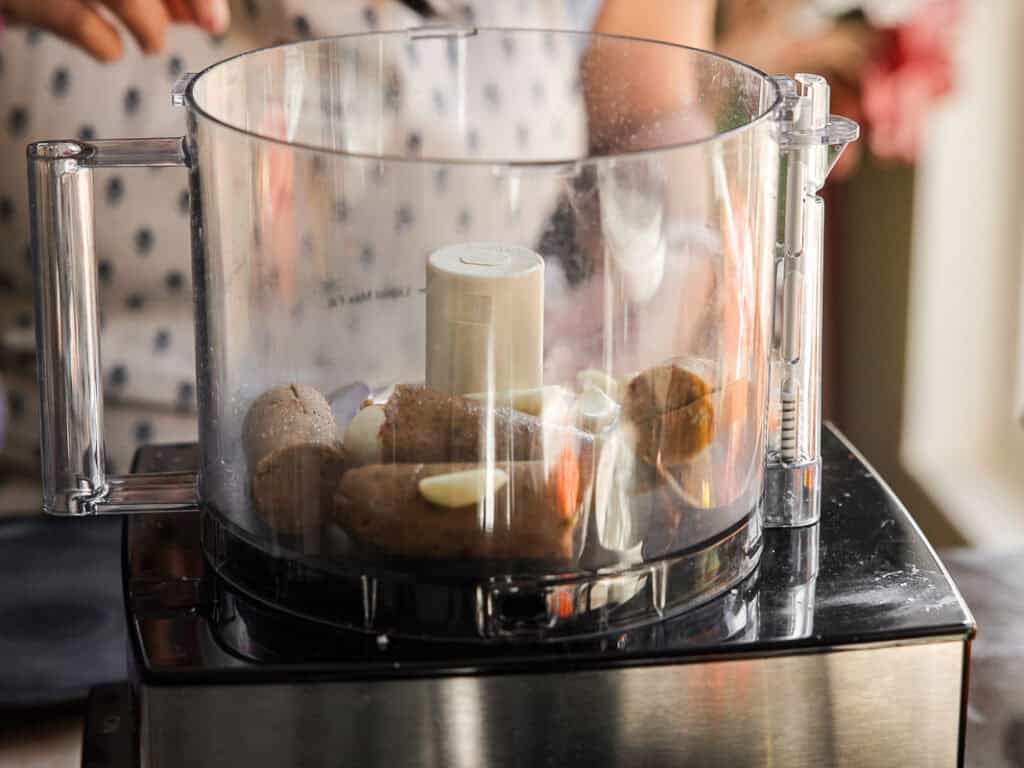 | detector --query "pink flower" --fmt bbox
[861,0,960,162]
